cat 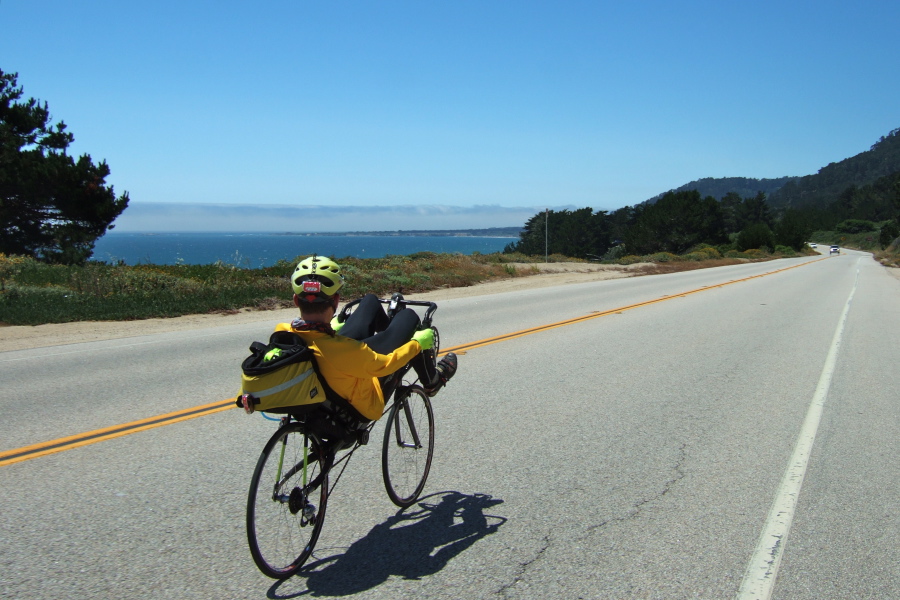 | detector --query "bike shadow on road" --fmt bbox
[267,490,507,598]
